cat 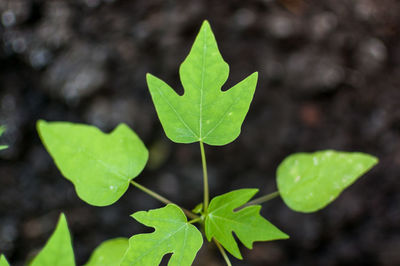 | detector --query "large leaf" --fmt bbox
[37,120,148,206]
[121,204,203,266]
[0,126,8,150]
[31,214,75,266]
[0,255,9,266]
[277,150,378,213]
[205,189,289,259]
[85,238,129,266]
[147,20,258,146]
